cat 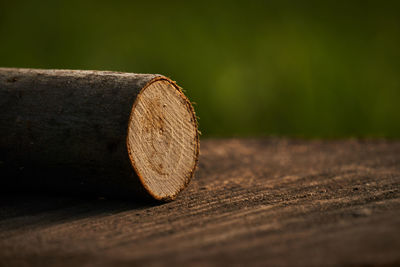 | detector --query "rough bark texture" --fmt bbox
[0,68,199,200]
[0,138,399,266]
